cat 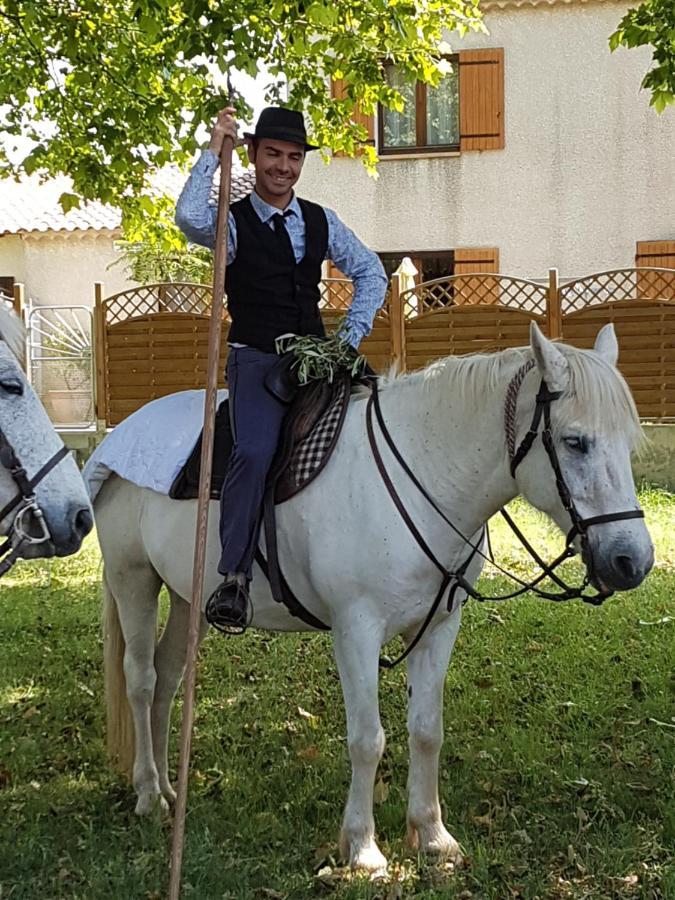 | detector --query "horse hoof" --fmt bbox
[351,843,388,876]
[134,792,169,816]
[407,823,462,865]
[161,782,177,805]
